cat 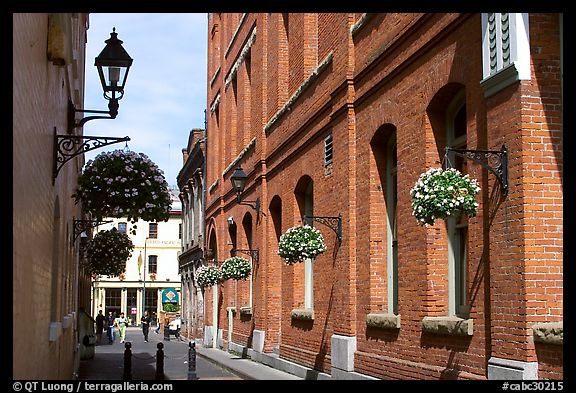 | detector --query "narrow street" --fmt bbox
[78,327,242,380]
